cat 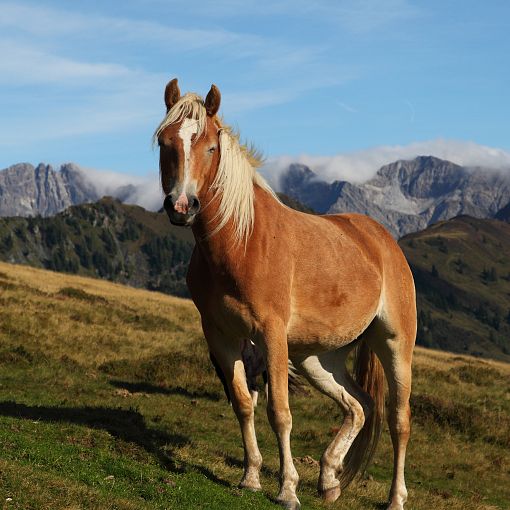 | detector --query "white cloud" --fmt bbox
[261,139,510,189]
[80,166,163,211]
